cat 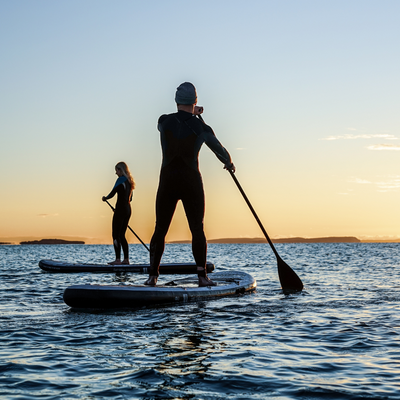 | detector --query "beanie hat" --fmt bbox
[175,82,197,105]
